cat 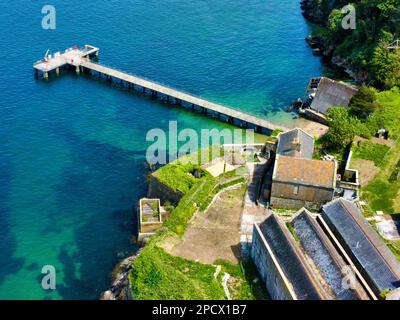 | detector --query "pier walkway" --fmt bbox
[34,45,288,134]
